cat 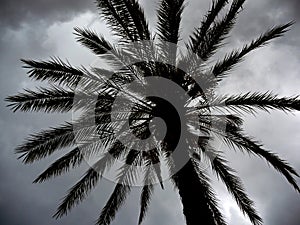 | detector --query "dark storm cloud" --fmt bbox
[0,0,95,28]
